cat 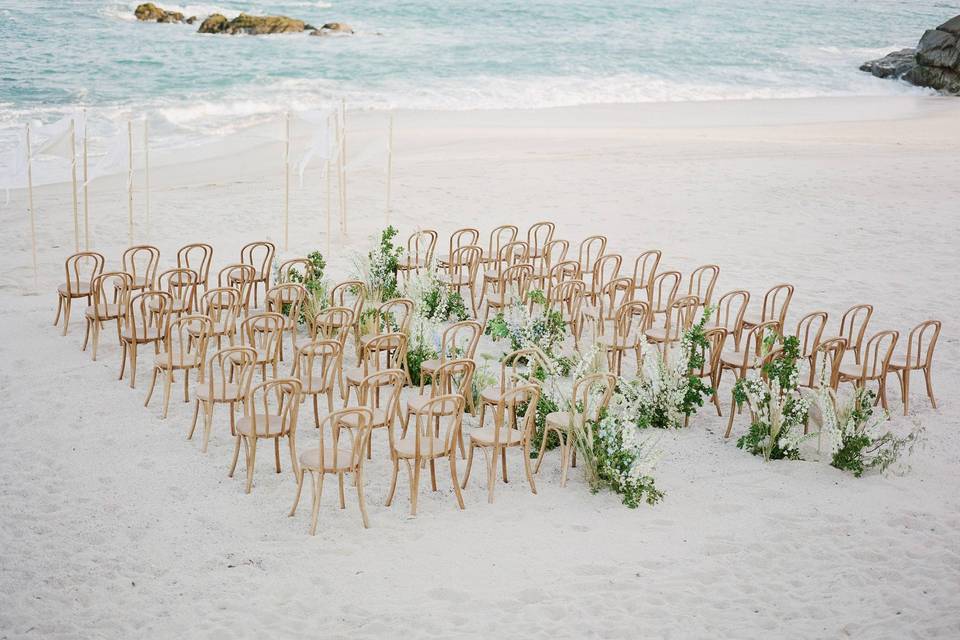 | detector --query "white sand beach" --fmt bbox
[1,95,959,638]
